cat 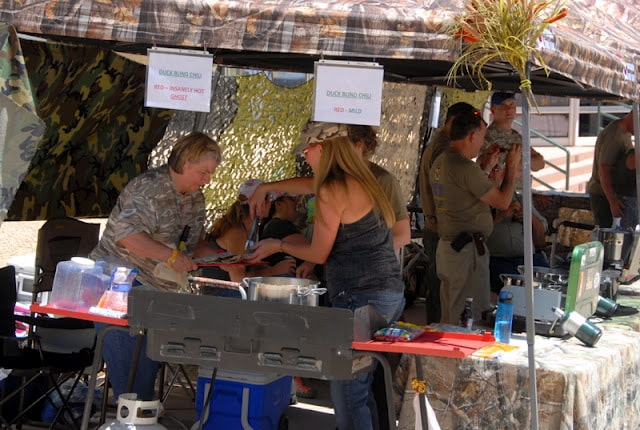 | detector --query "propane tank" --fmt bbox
[98,393,167,430]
